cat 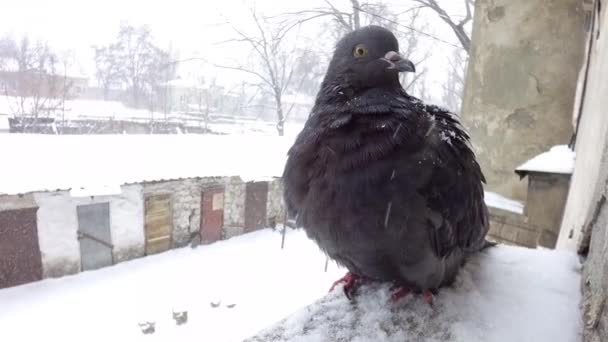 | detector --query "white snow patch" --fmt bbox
[516,145,575,175]
[0,228,345,342]
[0,134,293,195]
[484,191,525,214]
[248,246,583,342]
